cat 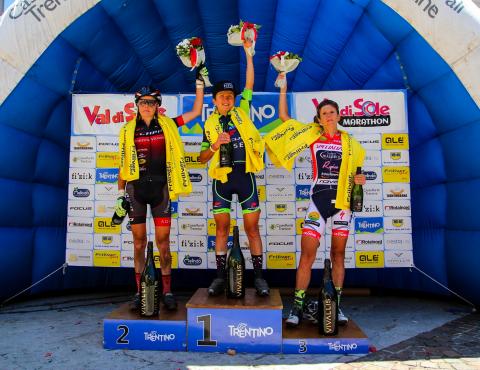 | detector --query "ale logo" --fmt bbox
[183,255,202,266]
[392,219,404,227]
[94,218,121,234]
[184,152,206,168]
[390,152,401,160]
[275,204,287,212]
[102,236,113,245]
[308,212,320,221]
[356,251,384,268]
